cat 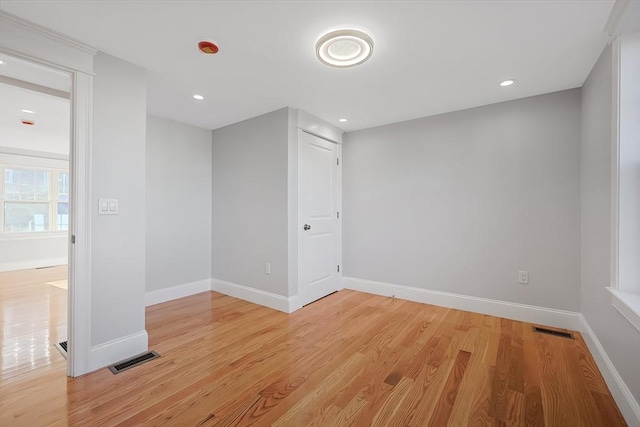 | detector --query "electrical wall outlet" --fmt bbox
[518,271,529,284]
